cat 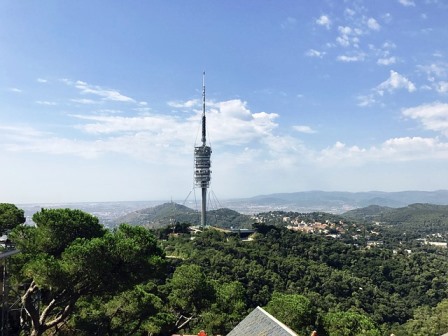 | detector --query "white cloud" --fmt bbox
[3,99,281,162]
[317,136,448,164]
[336,25,362,48]
[316,15,331,29]
[37,78,48,83]
[436,81,448,93]
[8,88,22,93]
[398,0,416,6]
[377,57,396,65]
[65,80,135,103]
[360,71,416,107]
[336,36,350,47]
[207,100,279,144]
[318,141,366,163]
[345,8,355,16]
[339,25,352,35]
[36,101,57,106]
[305,49,326,58]
[376,70,416,95]
[0,125,49,139]
[418,62,448,81]
[357,94,376,107]
[293,125,317,134]
[369,42,397,66]
[382,41,396,49]
[71,98,99,104]
[73,114,177,135]
[402,102,448,136]
[167,99,199,108]
[367,18,381,31]
[337,53,366,62]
